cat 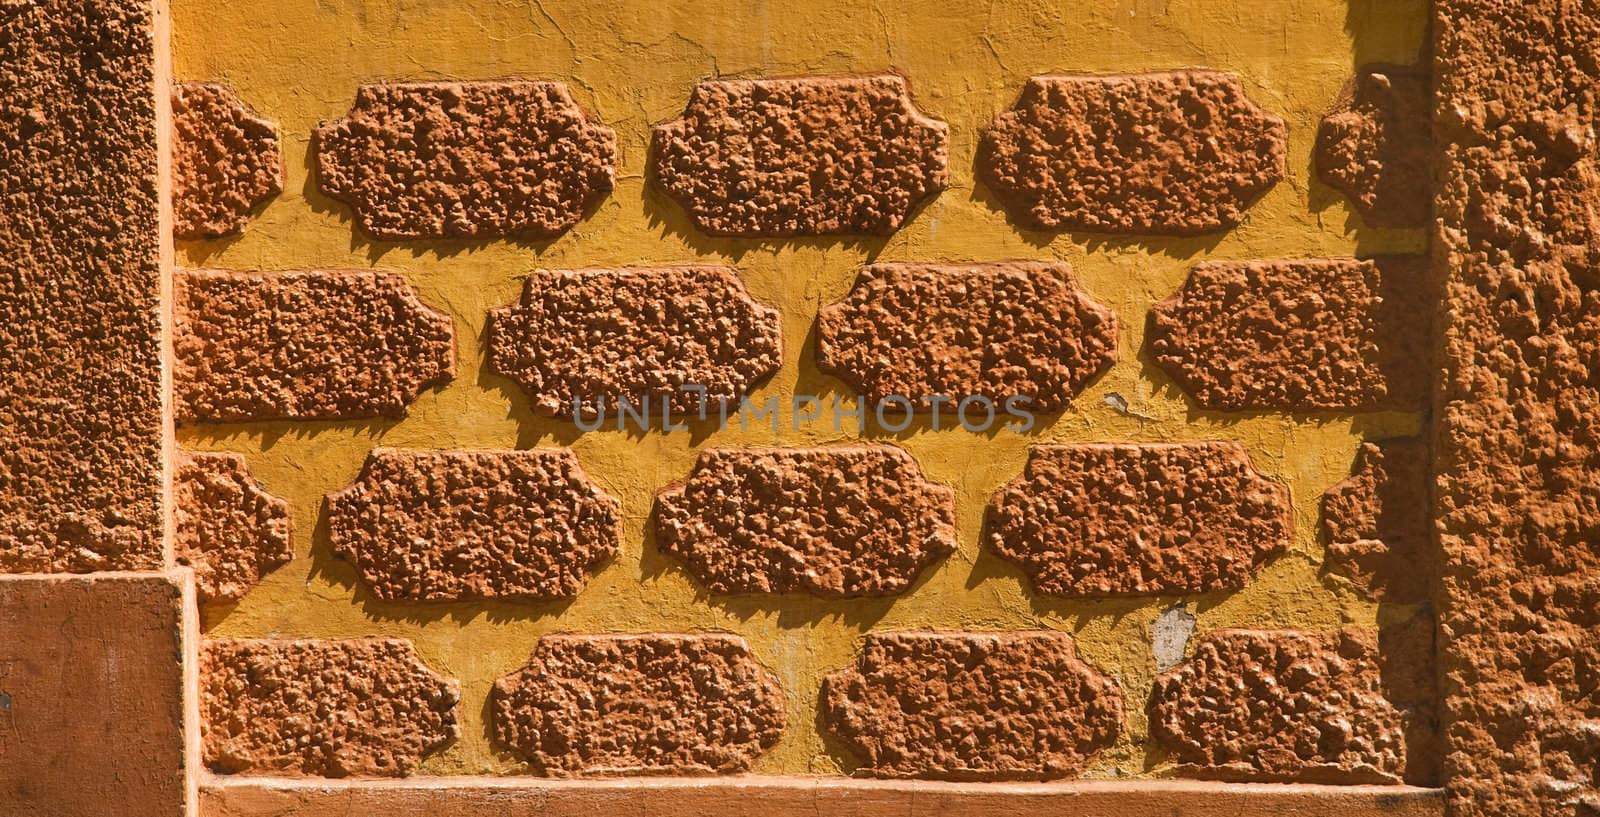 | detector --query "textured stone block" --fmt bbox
[978,72,1286,235]
[488,266,781,419]
[174,269,455,423]
[816,261,1117,413]
[173,82,283,239]
[175,451,293,604]
[328,449,620,602]
[0,0,163,572]
[1322,439,1429,603]
[655,446,957,596]
[652,74,948,237]
[821,632,1123,781]
[1315,66,1431,229]
[986,442,1291,596]
[0,575,187,817]
[202,638,459,777]
[491,634,785,776]
[1434,3,1600,813]
[316,81,616,240]
[1148,629,1410,785]
[1148,257,1431,411]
